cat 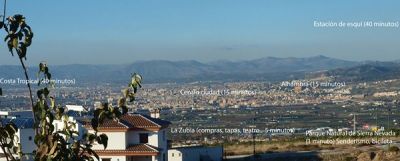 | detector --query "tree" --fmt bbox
[32,66,142,161]
[0,3,143,161]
